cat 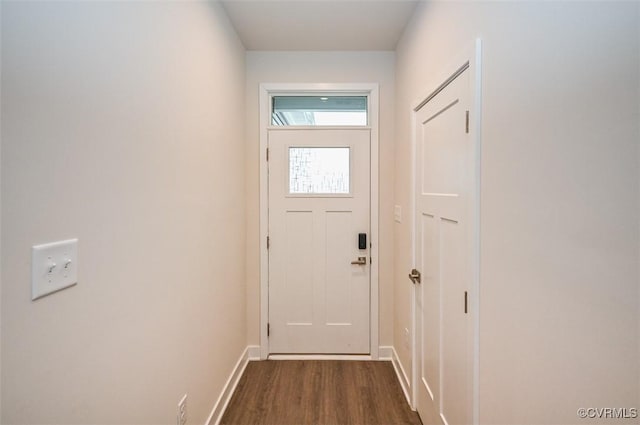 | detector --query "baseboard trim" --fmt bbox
[389,346,412,407]
[263,346,393,361]
[206,346,255,425]
[247,345,261,360]
[378,345,393,360]
[268,354,372,360]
